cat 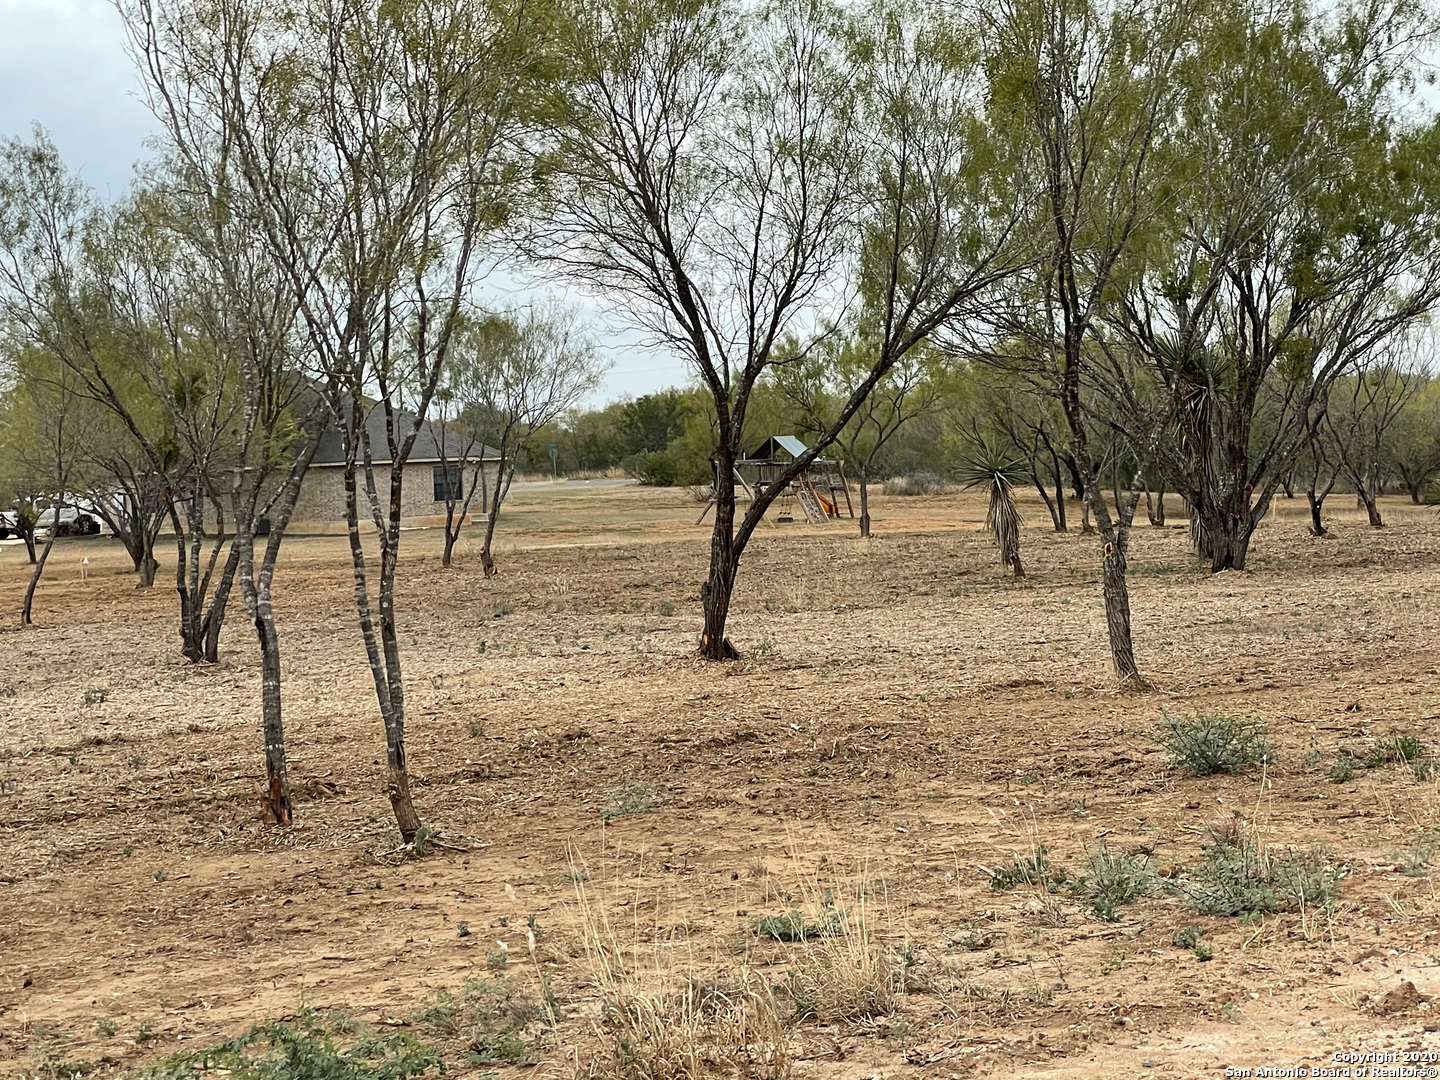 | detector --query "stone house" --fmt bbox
[289,407,501,534]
